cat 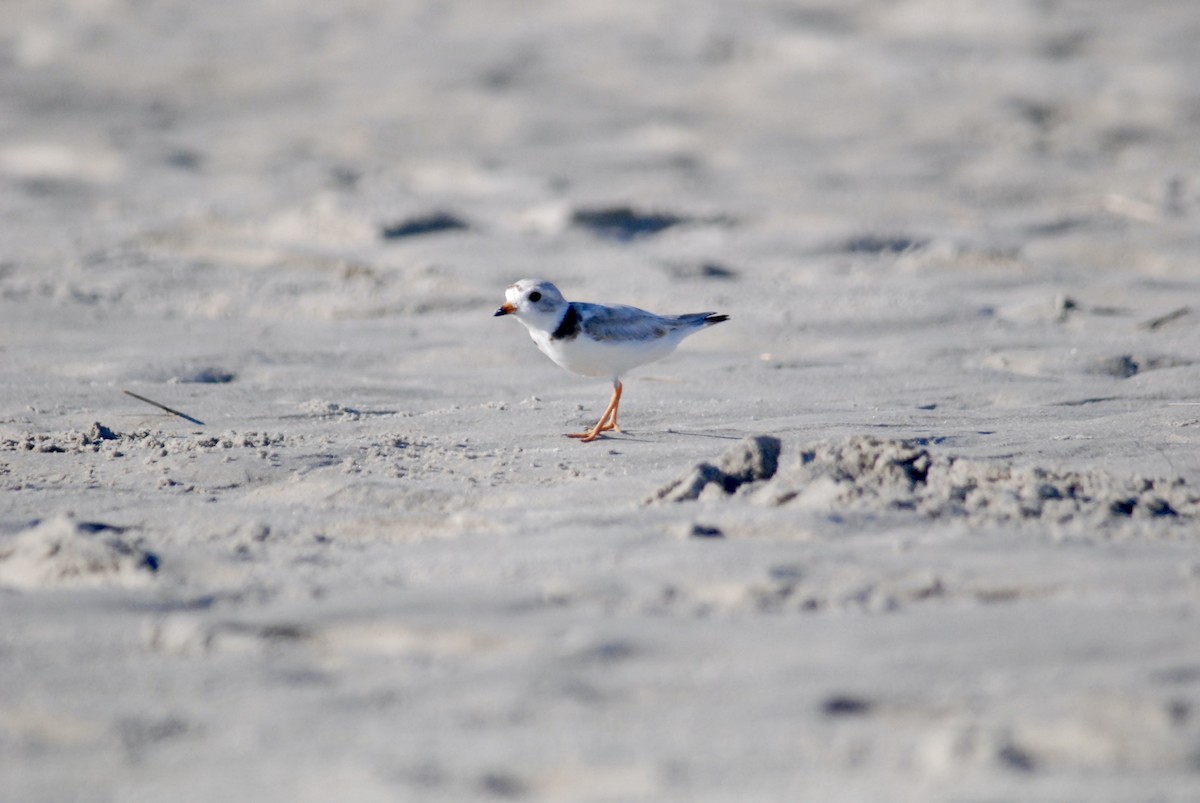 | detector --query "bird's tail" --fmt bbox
[677,312,729,326]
